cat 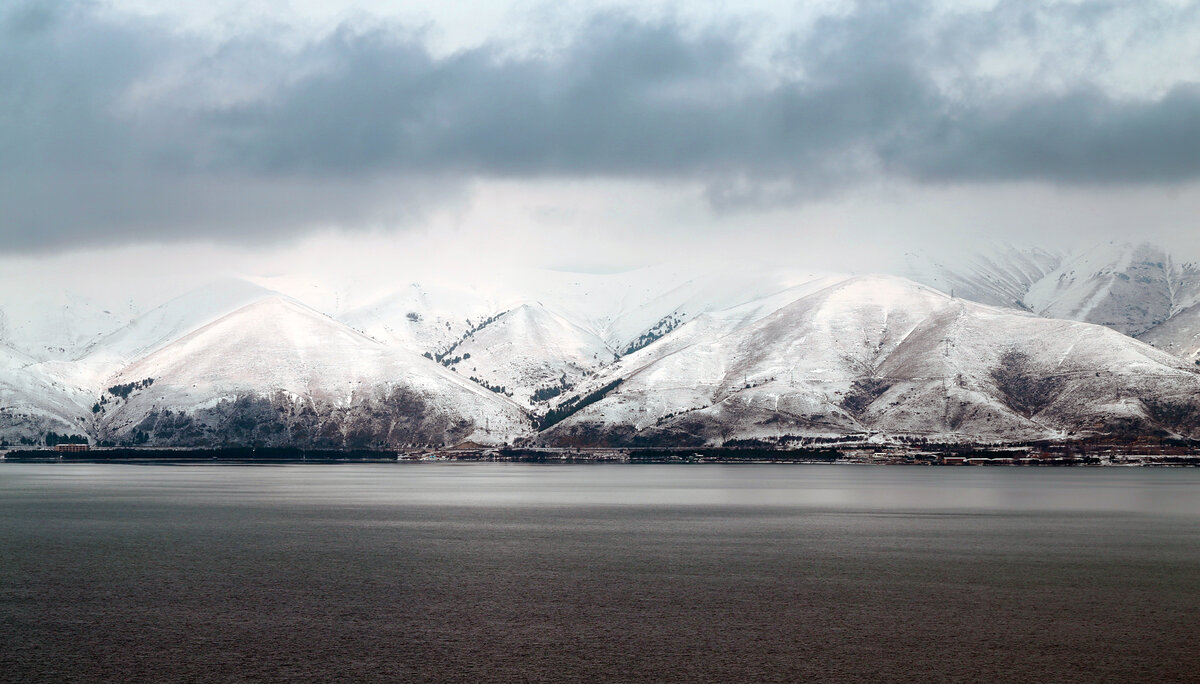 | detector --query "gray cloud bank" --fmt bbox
[3,0,1200,249]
